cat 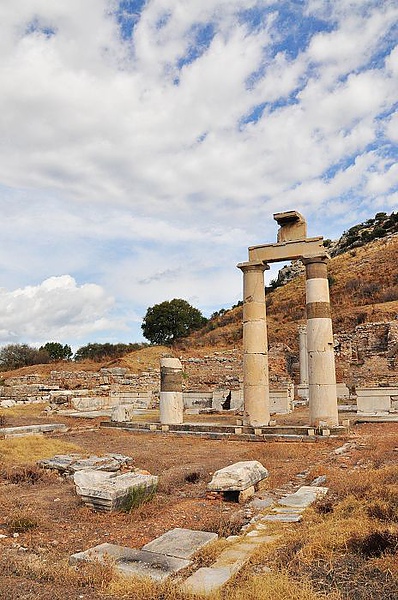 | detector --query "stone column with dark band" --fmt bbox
[160,357,184,424]
[303,257,338,426]
[237,262,270,426]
